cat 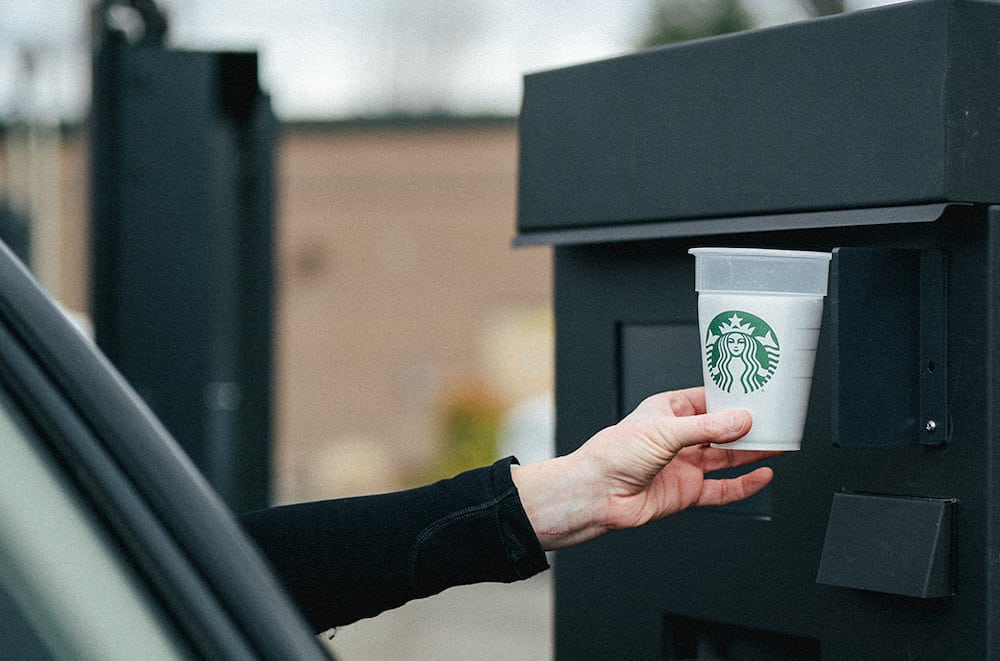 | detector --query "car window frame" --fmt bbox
[0,243,328,660]
[0,382,195,659]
